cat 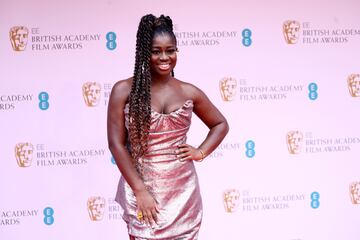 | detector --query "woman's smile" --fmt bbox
[158,63,170,71]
